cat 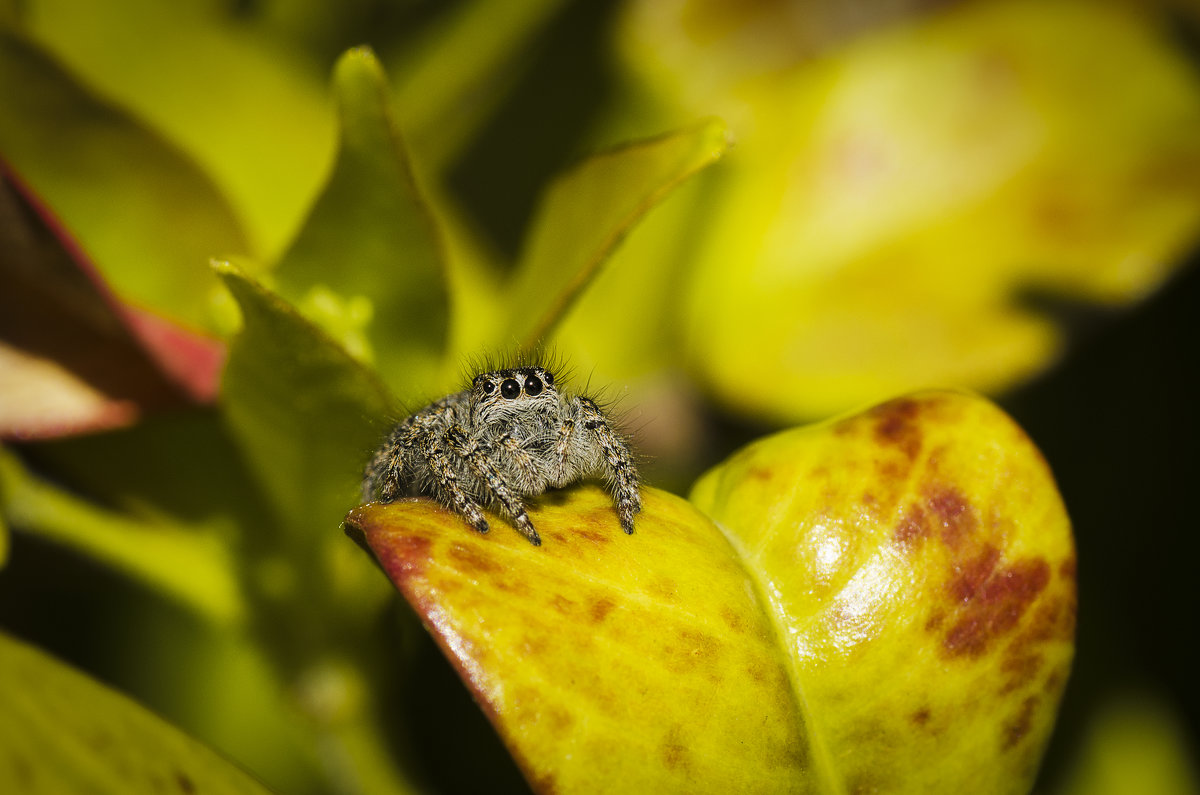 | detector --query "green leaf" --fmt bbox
[0,445,244,624]
[274,47,449,402]
[0,32,250,331]
[346,391,1074,792]
[216,263,394,546]
[16,0,335,260]
[0,630,273,794]
[502,119,729,351]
